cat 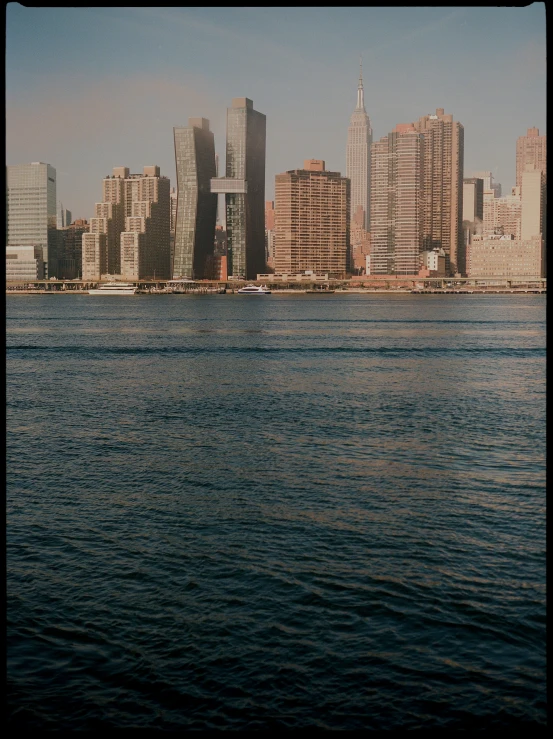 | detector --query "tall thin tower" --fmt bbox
[346,58,372,230]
